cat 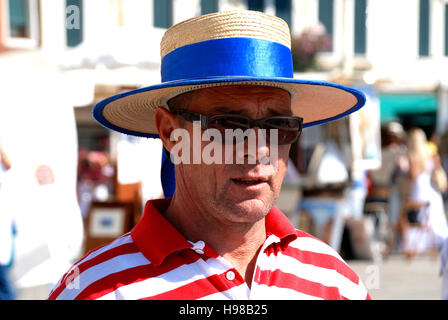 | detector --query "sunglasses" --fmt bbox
[173,110,303,145]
